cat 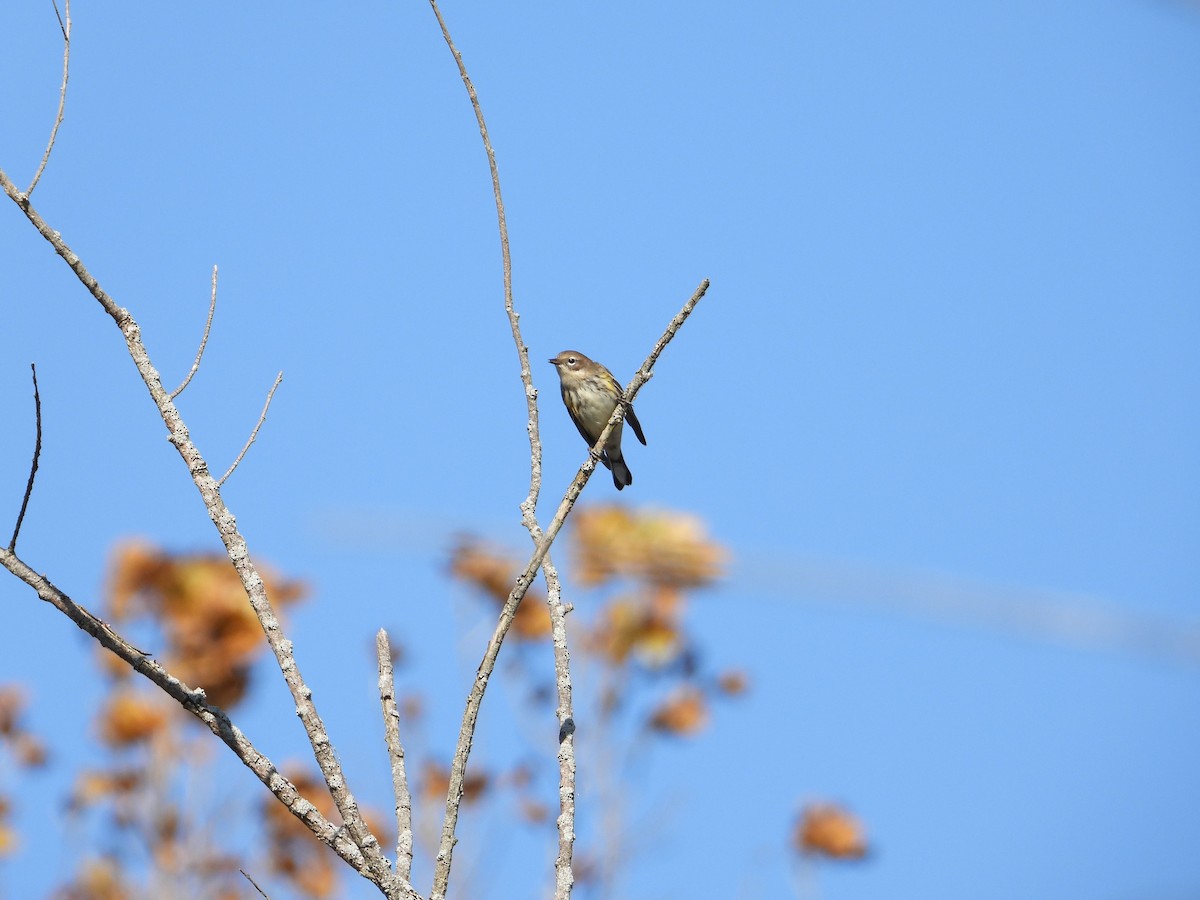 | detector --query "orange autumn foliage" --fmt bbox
[570,505,726,588]
[106,540,306,706]
[448,540,551,640]
[648,687,710,737]
[794,803,869,860]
